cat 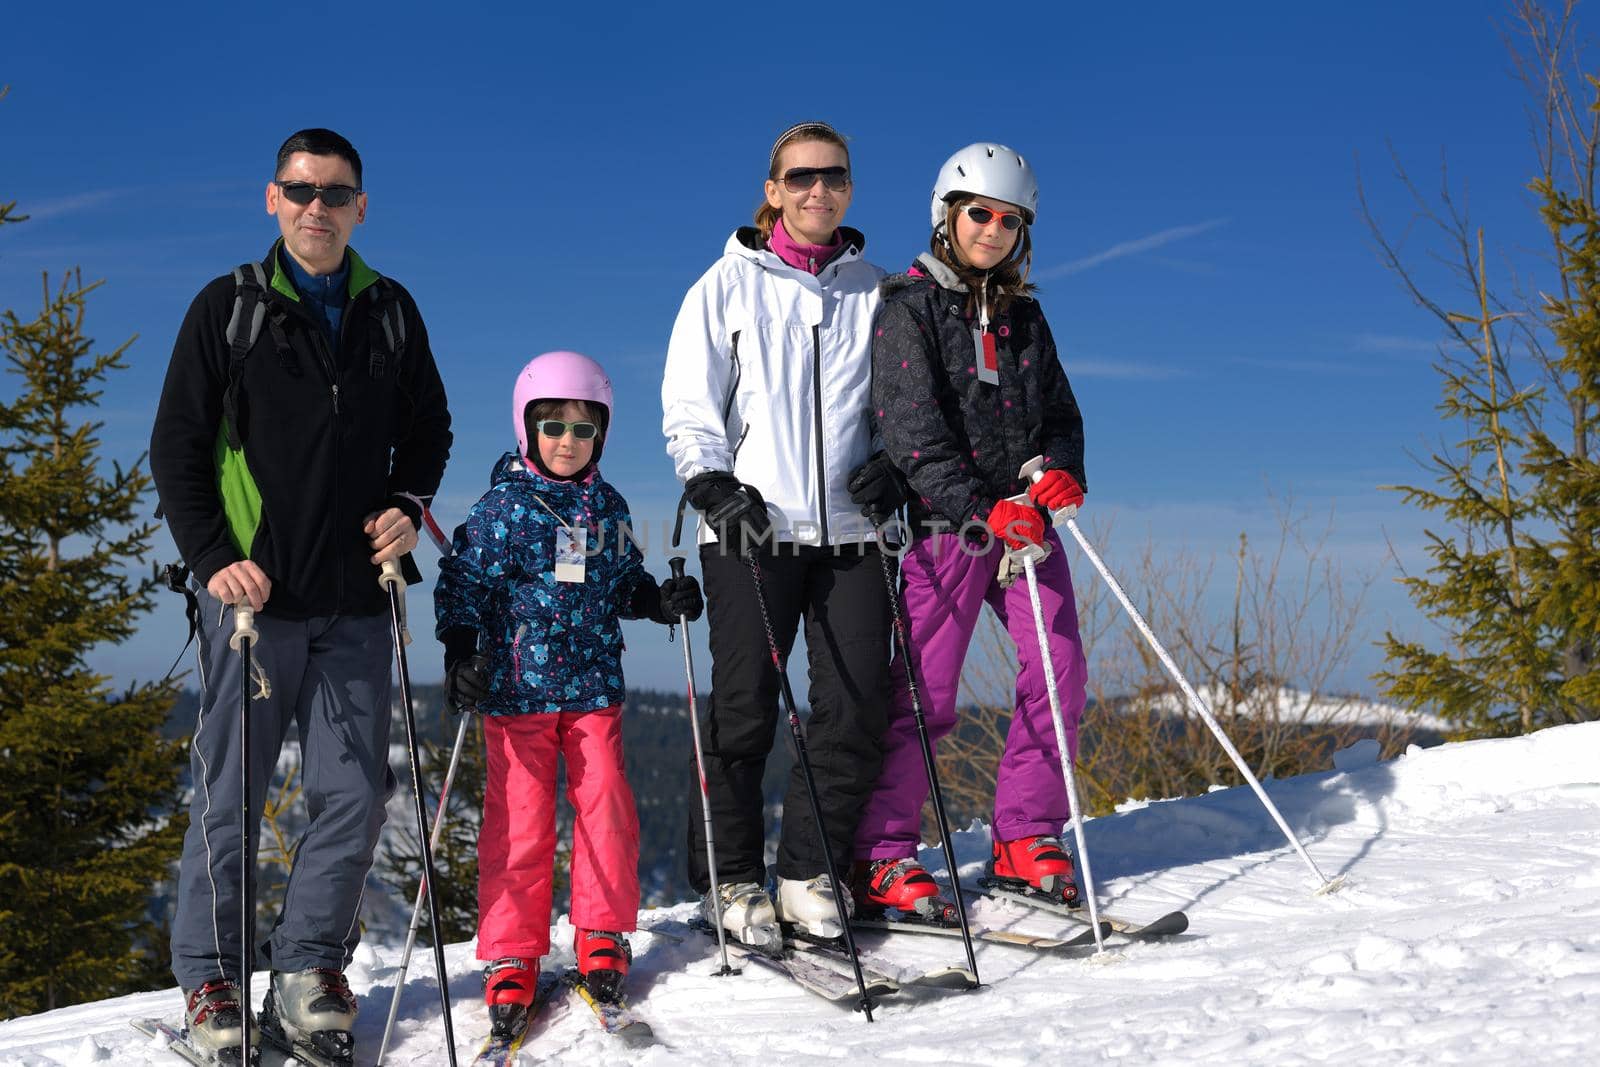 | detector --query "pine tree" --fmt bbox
[0,240,186,1009]
[1366,0,1599,736]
